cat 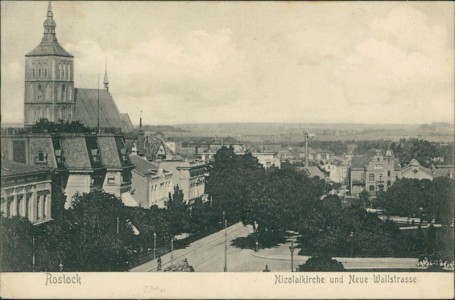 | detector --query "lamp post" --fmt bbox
[170,235,174,270]
[289,241,295,272]
[153,233,157,261]
[32,235,35,270]
[224,219,227,272]
[350,231,354,257]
